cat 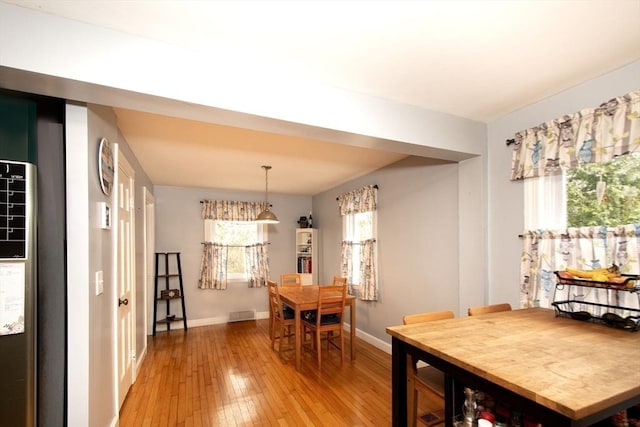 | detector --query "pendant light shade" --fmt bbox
[256,165,279,224]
